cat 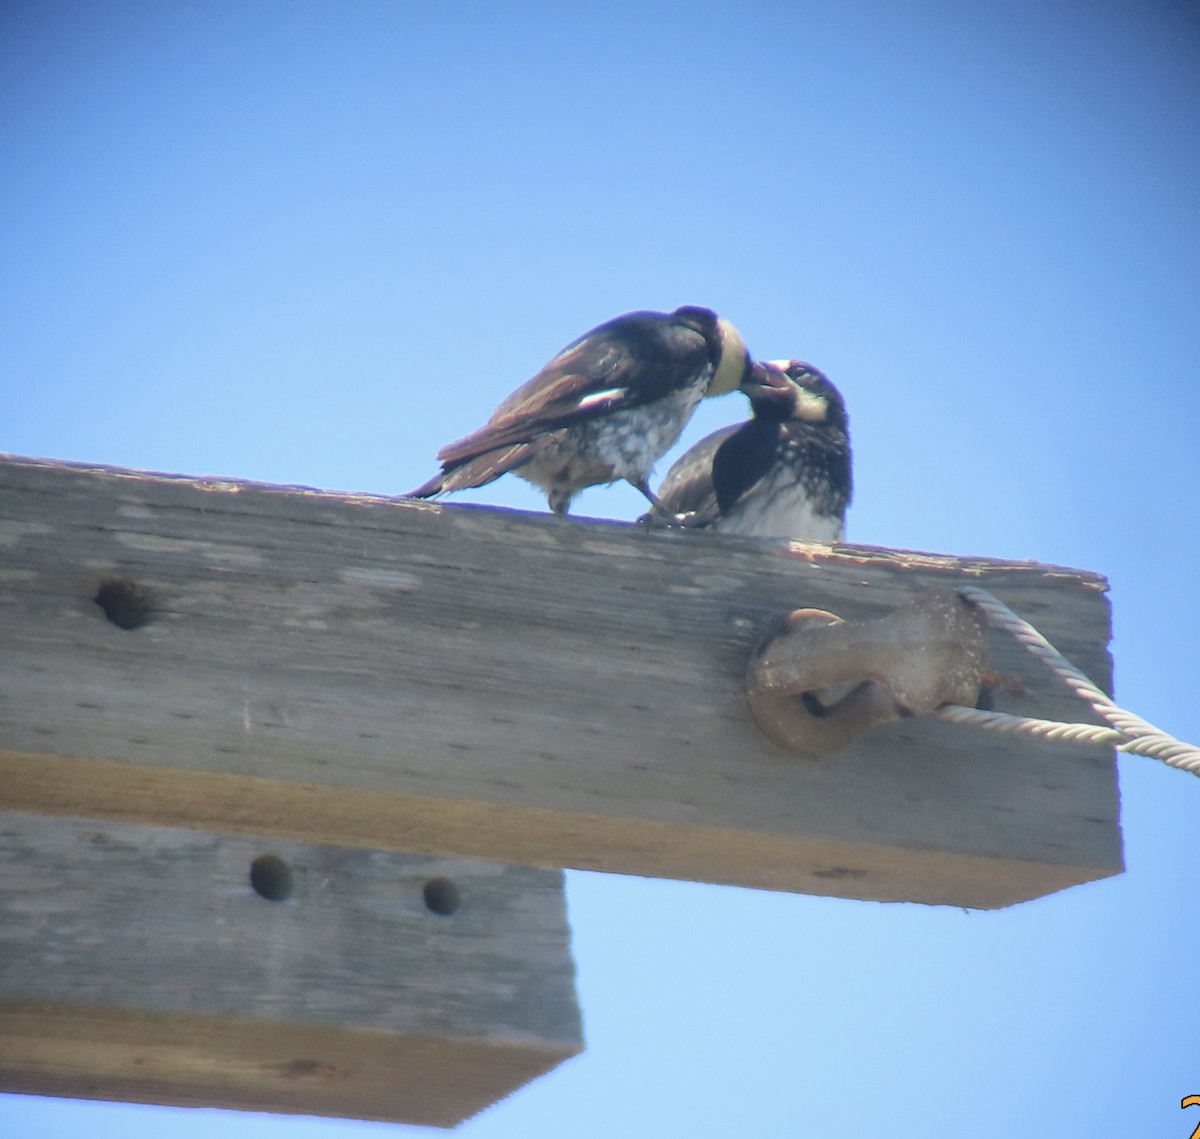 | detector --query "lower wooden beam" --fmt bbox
[0,811,582,1127]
